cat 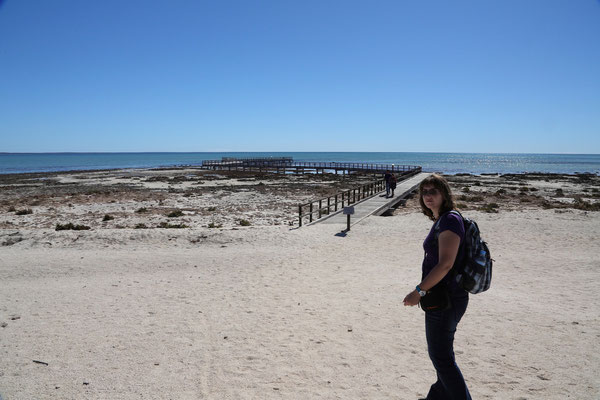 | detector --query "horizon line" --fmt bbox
[1,151,599,156]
